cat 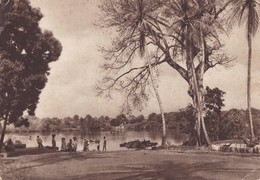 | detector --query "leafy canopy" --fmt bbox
[0,0,62,125]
